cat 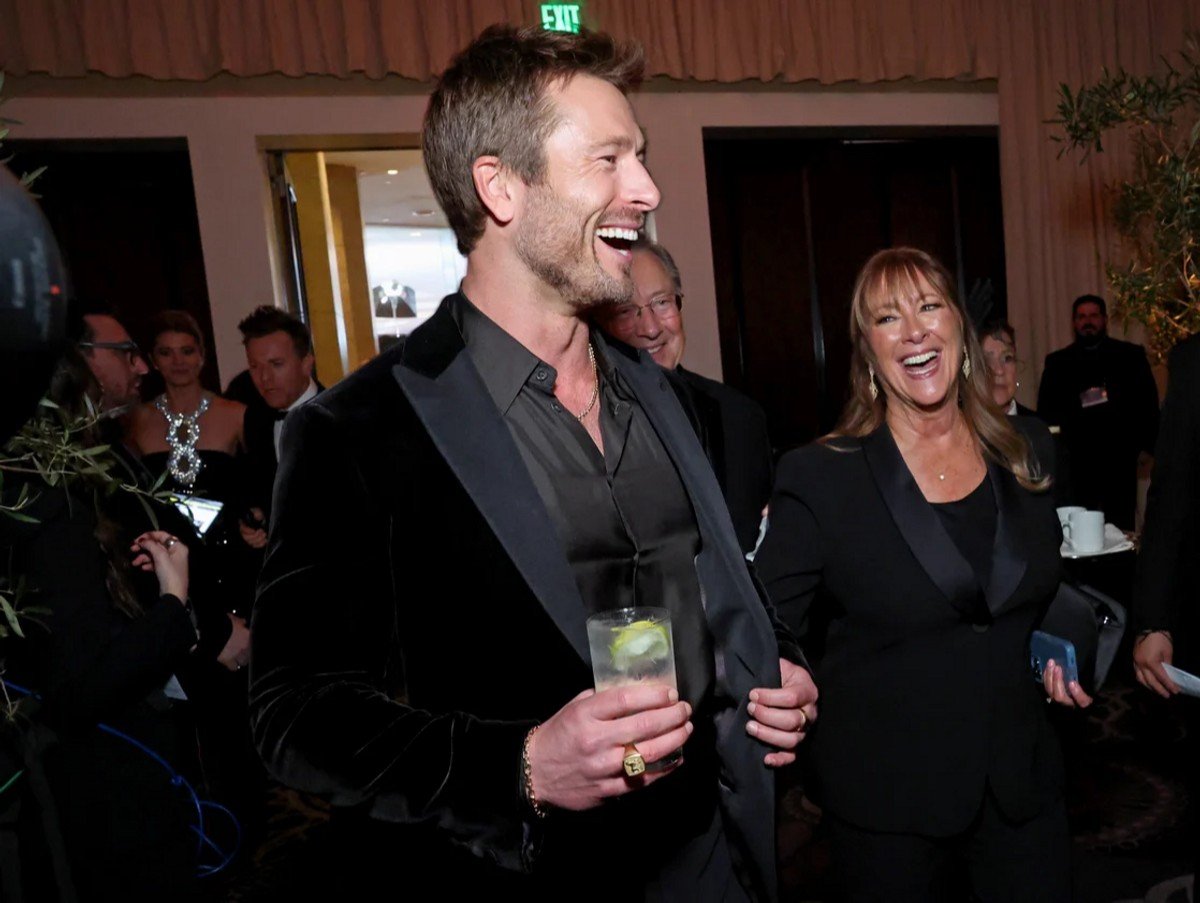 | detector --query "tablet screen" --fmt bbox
[175,496,224,536]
